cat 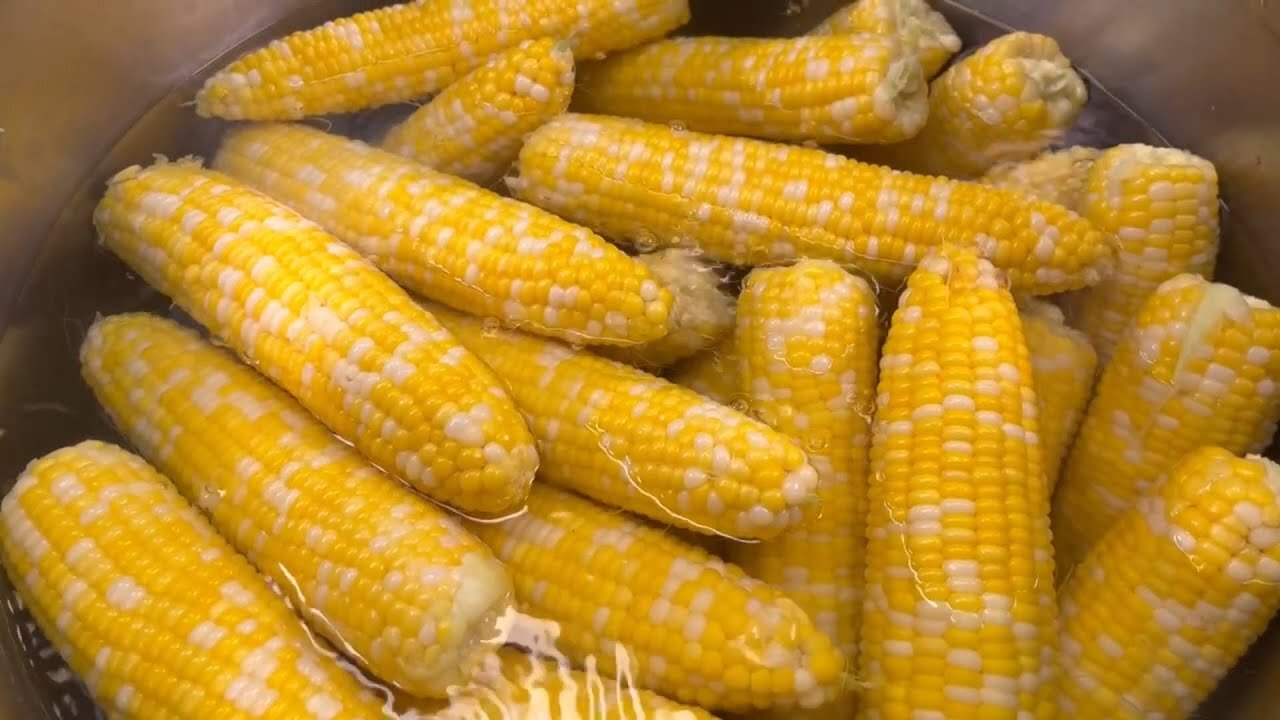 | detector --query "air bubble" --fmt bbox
[668,120,687,132]
[633,231,659,253]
